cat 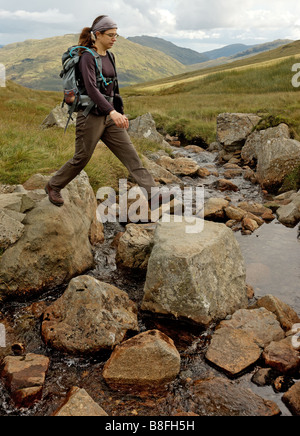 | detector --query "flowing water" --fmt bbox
[0,146,299,416]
